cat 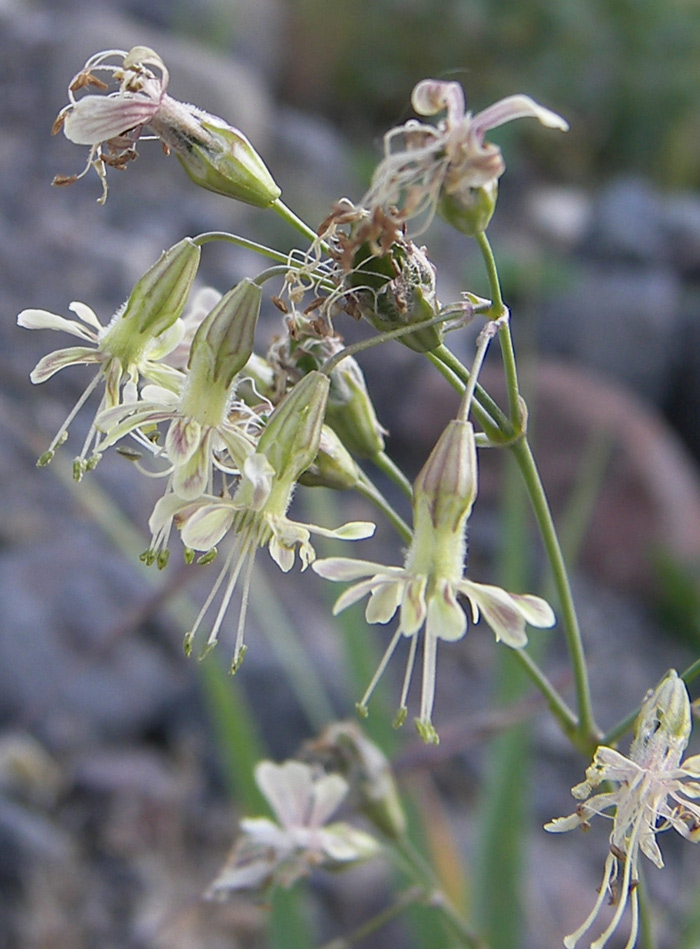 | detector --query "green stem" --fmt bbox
[510,646,579,738]
[316,886,424,949]
[356,470,413,544]
[372,450,414,501]
[390,836,486,949]
[193,230,290,264]
[272,197,323,245]
[428,345,507,443]
[511,437,598,750]
[475,231,522,427]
